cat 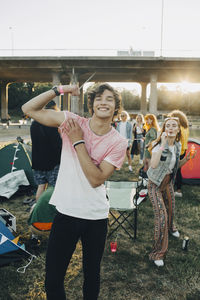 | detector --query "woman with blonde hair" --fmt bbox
[147,117,196,267]
[143,114,160,172]
[167,110,189,197]
[131,114,145,164]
